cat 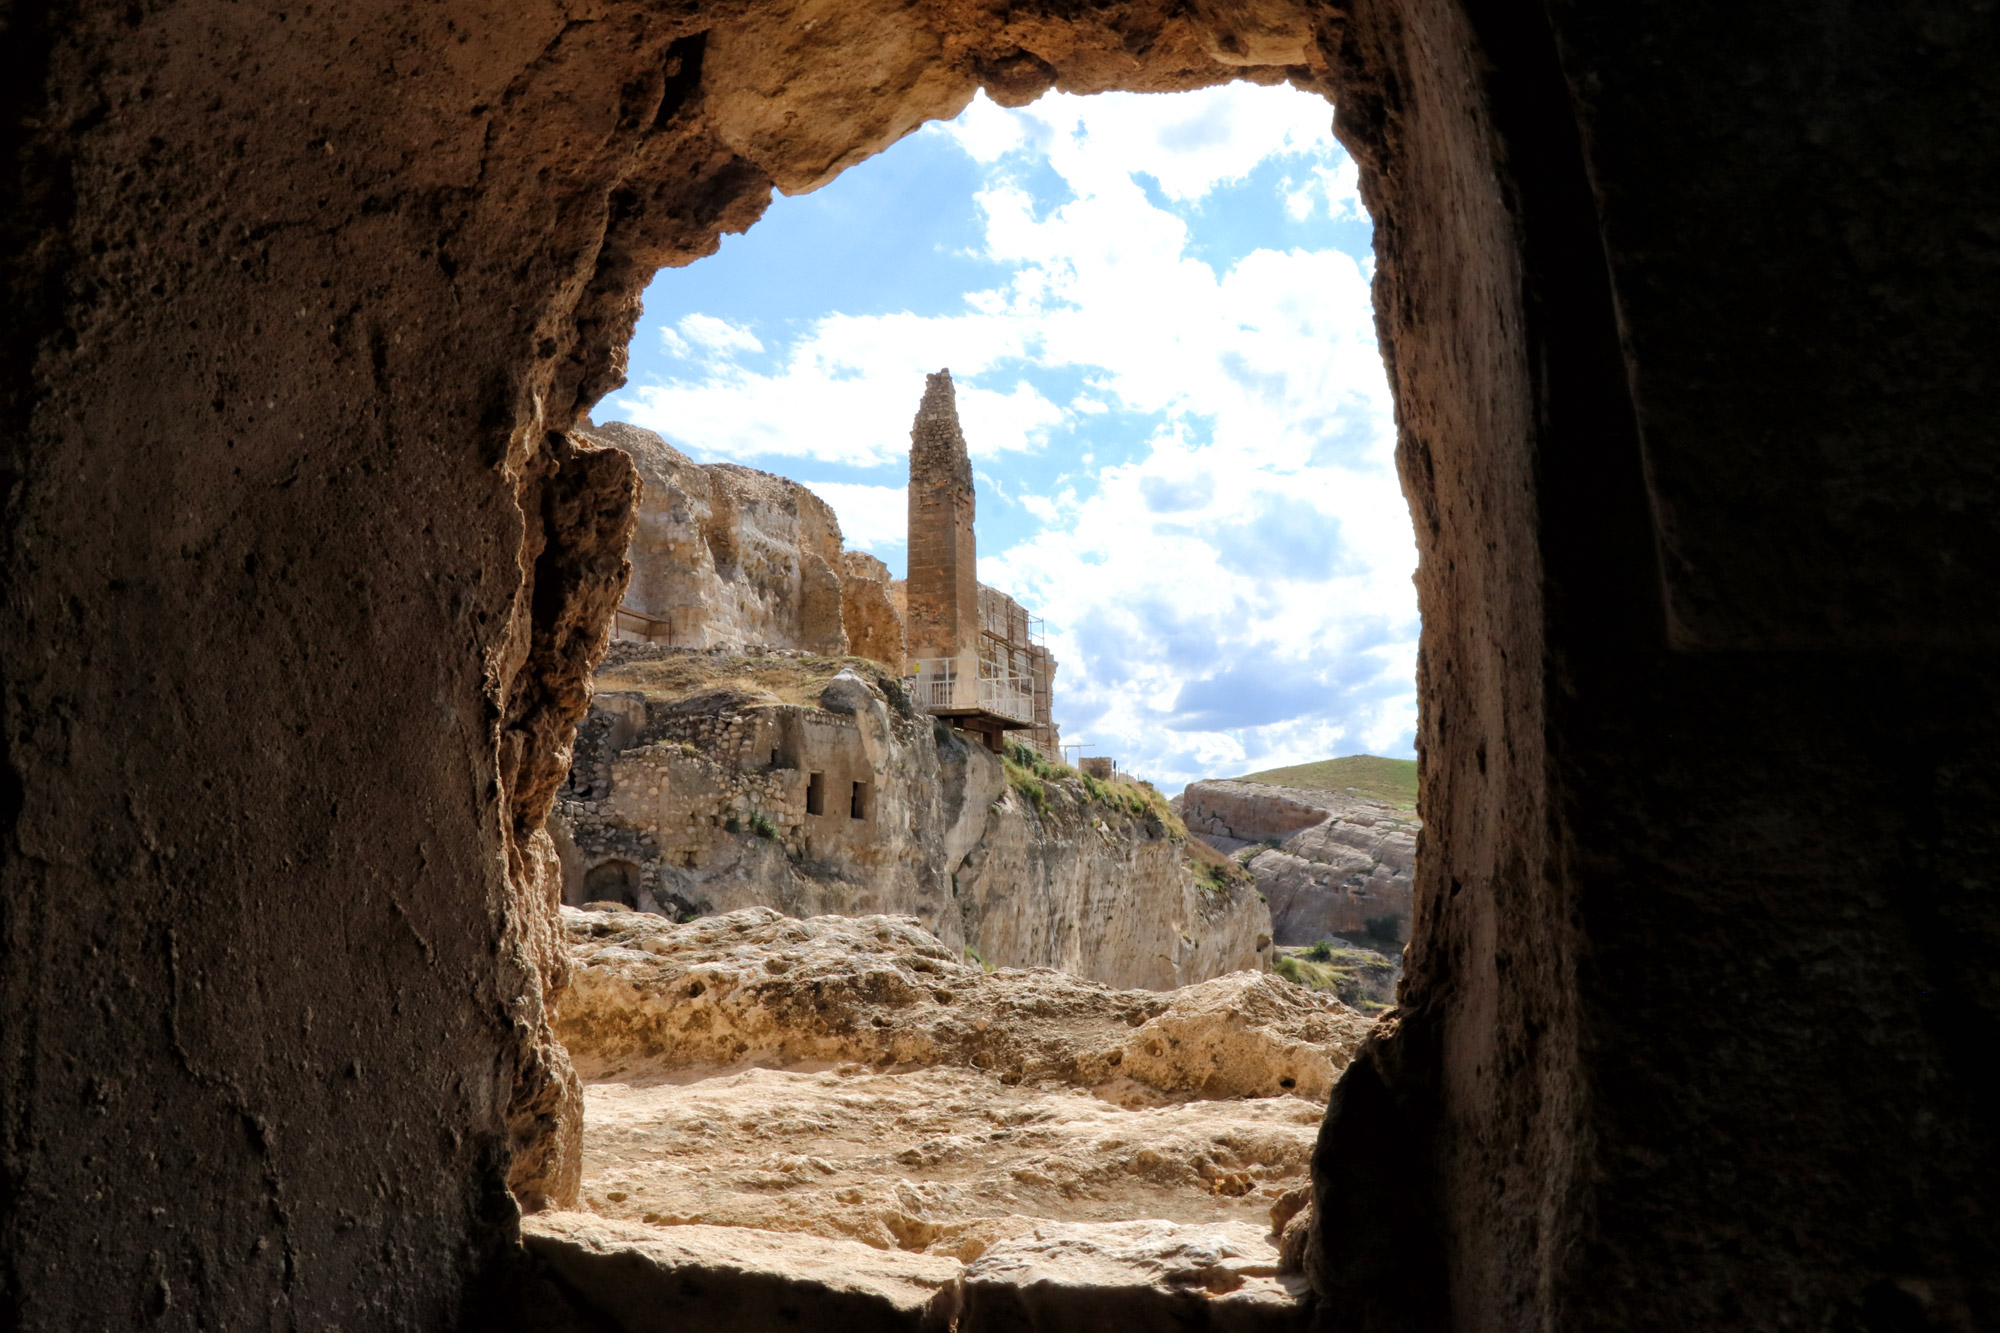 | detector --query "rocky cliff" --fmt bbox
[554,647,1272,990]
[1178,780,1418,950]
[578,420,900,656]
